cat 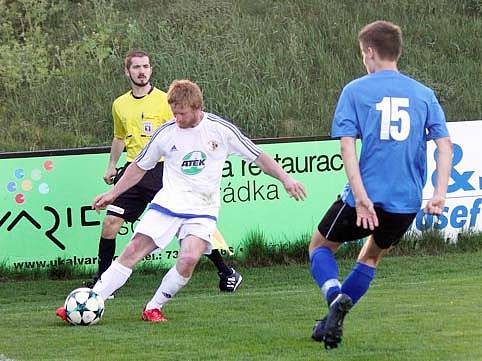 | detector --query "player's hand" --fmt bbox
[283,178,307,201]
[103,166,117,185]
[92,191,116,213]
[355,197,378,230]
[424,195,445,215]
